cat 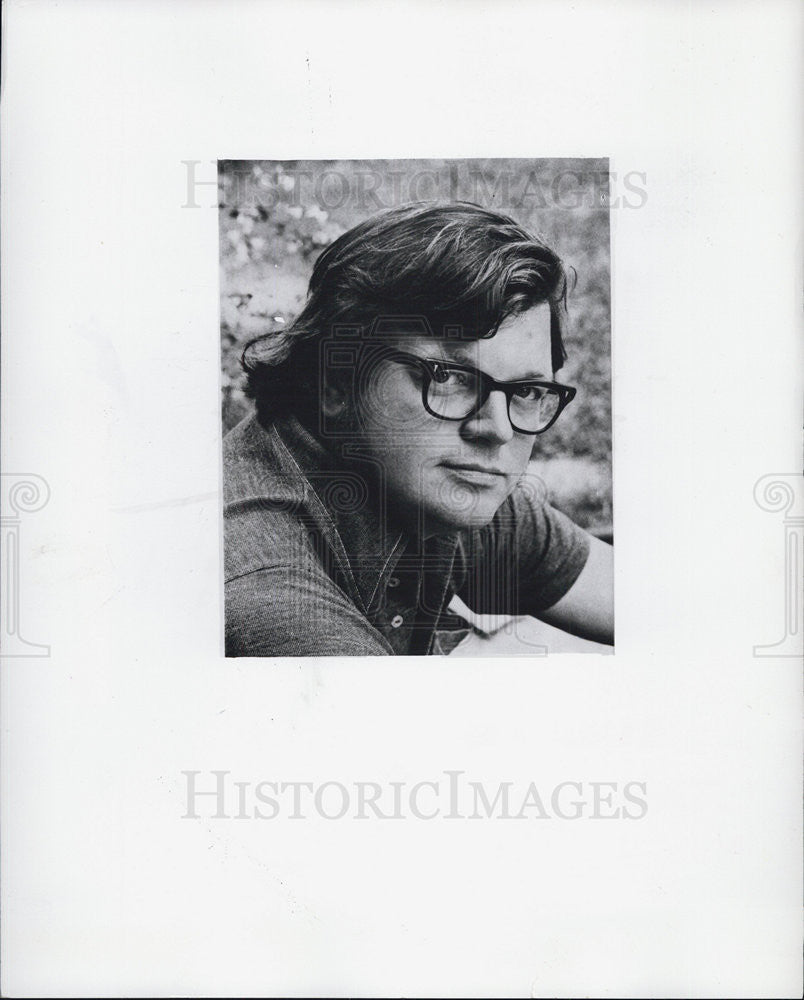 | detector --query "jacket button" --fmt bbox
[387,577,400,588]
[390,614,404,628]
